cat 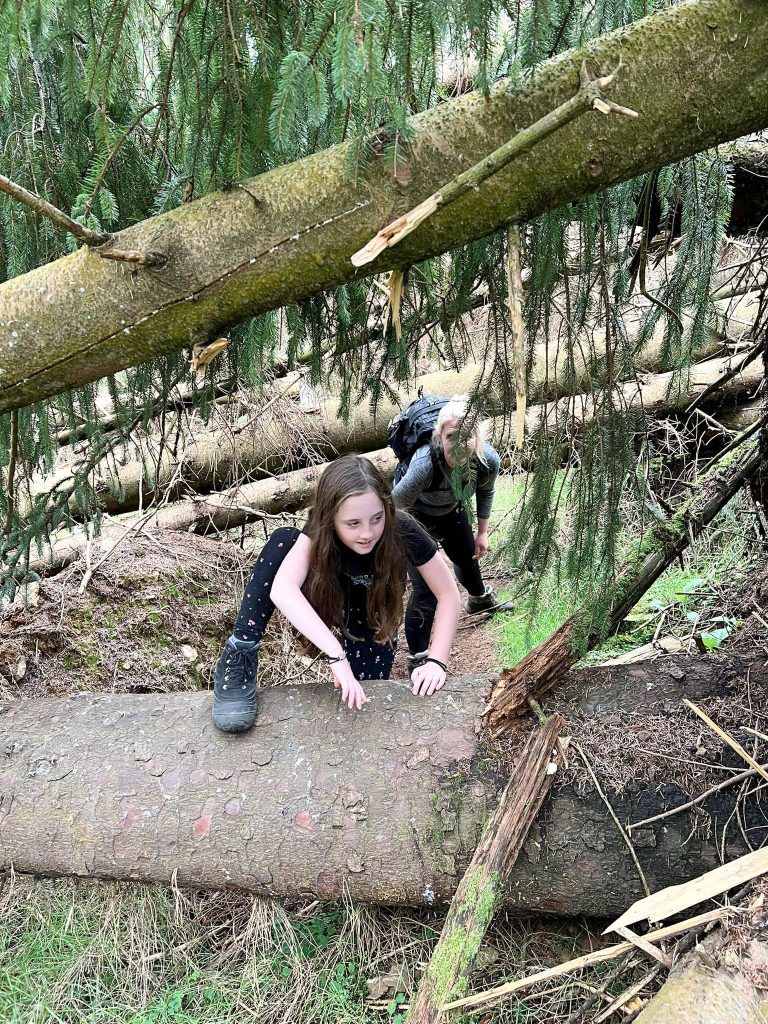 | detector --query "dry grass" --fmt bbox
[0,872,659,1024]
